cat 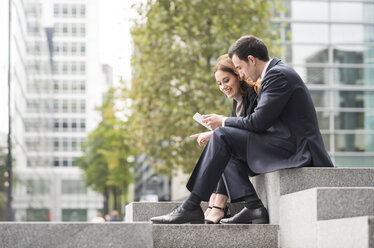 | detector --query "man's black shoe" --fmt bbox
[150,205,204,224]
[220,206,269,224]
